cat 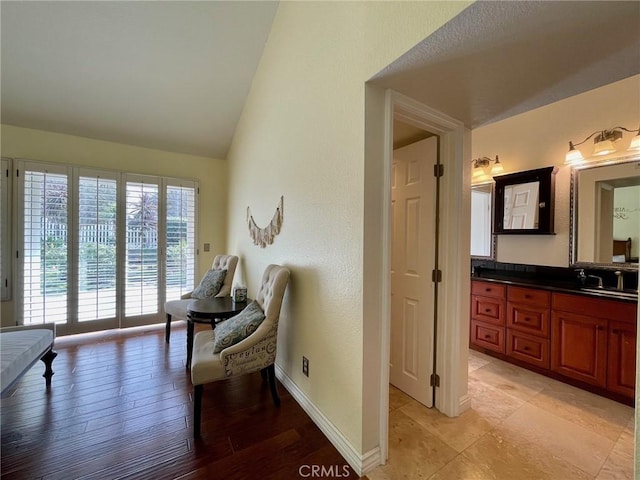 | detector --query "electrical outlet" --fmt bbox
[203,243,210,252]
[302,356,309,377]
